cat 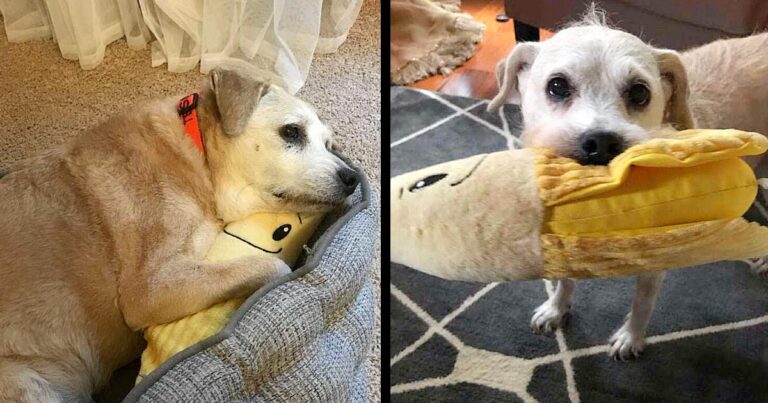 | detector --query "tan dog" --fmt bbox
[683,33,768,138]
[0,68,359,402]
